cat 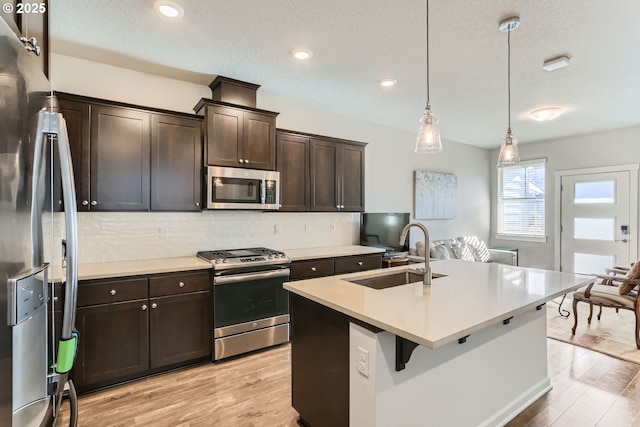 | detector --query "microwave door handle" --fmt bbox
[260,180,266,204]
